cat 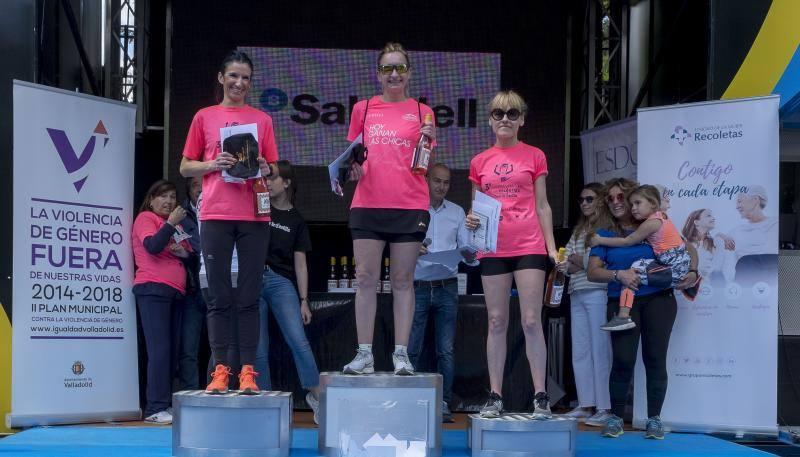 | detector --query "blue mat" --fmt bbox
[0,426,771,456]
